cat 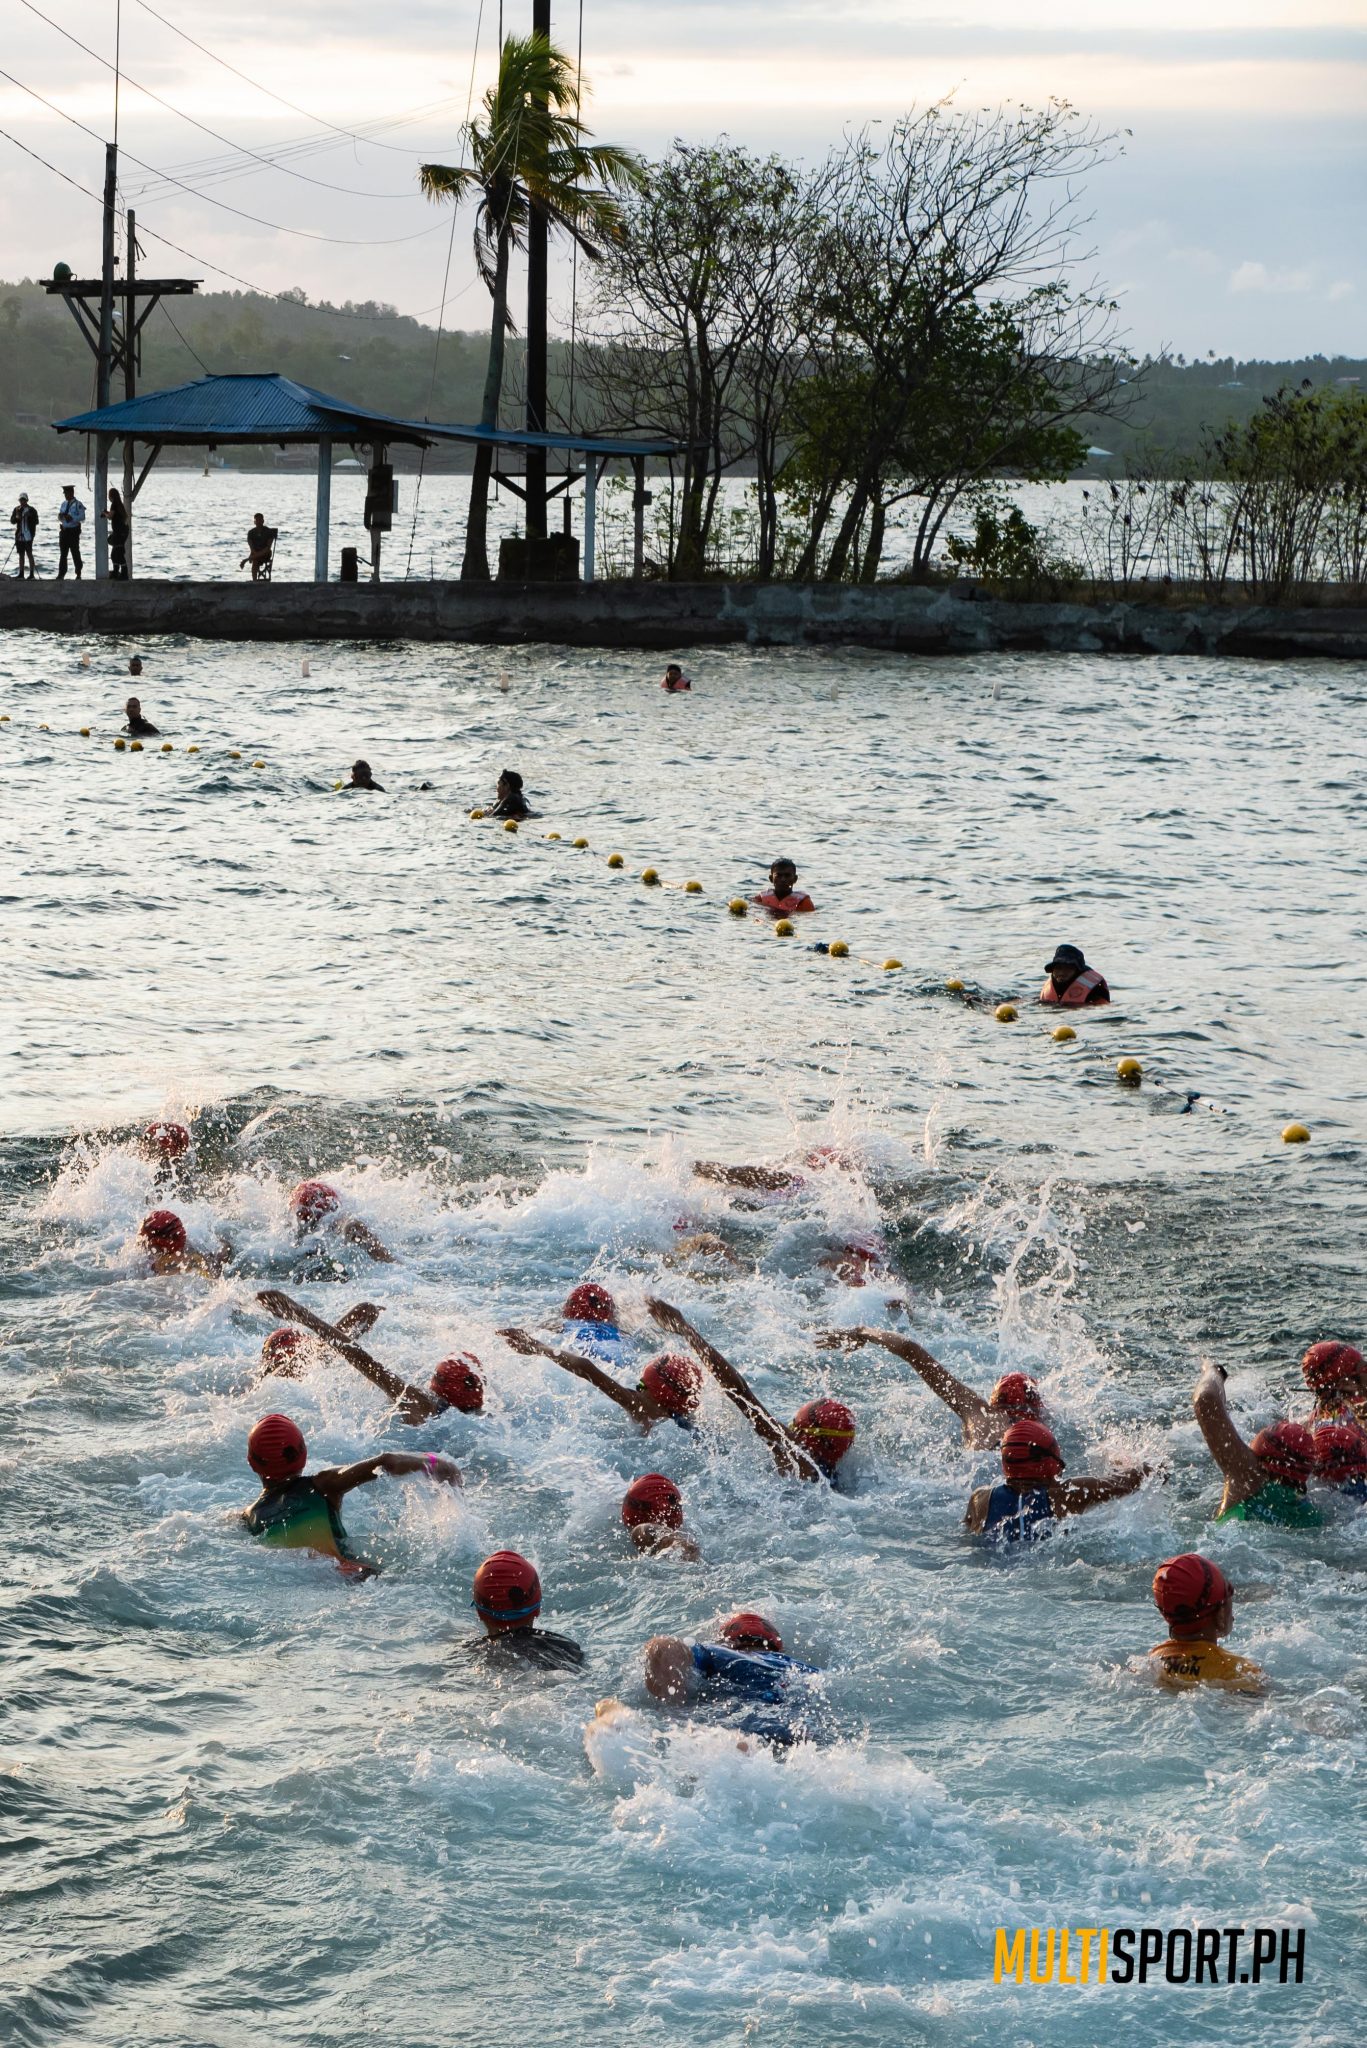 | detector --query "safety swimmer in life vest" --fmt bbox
[288,1178,394,1264]
[966,1420,1149,1542]
[1039,942,1110,1007]
[138,1207,228,1278]
[638,1609,831,1749]
[821,1325,1042,1448]
[661,663,692,692]
[646,1296,854,1485]
[1148,1553,1264,1693]
[498,1321,703,1434]
[752,858,815,917]
[621,1473,701,1560]
[1193,1359,1323,1528]
[242,1413,461,1578]
[461,1551,584,1671]
[256,1288,485,1426]
[1300,1339,1367,1431]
